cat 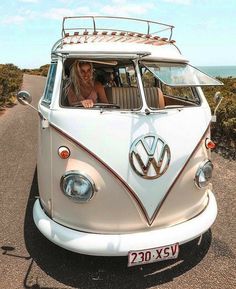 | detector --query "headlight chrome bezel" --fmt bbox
[195,160,213,188]
[60,170,96,203]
